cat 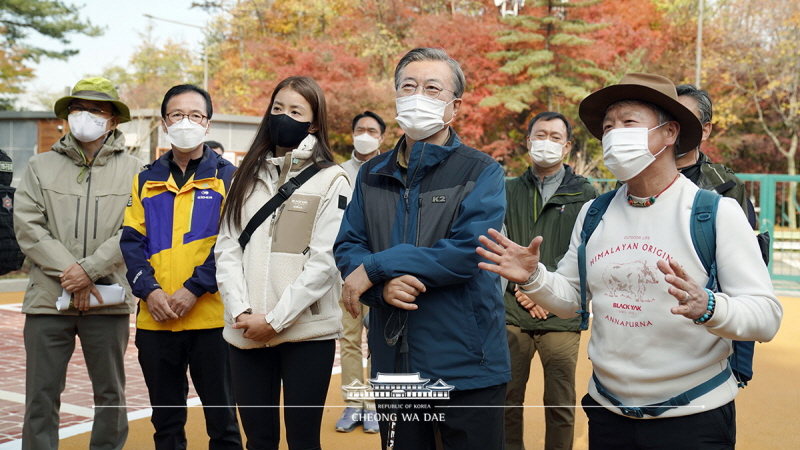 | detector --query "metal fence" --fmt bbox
[738,174,800,283]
